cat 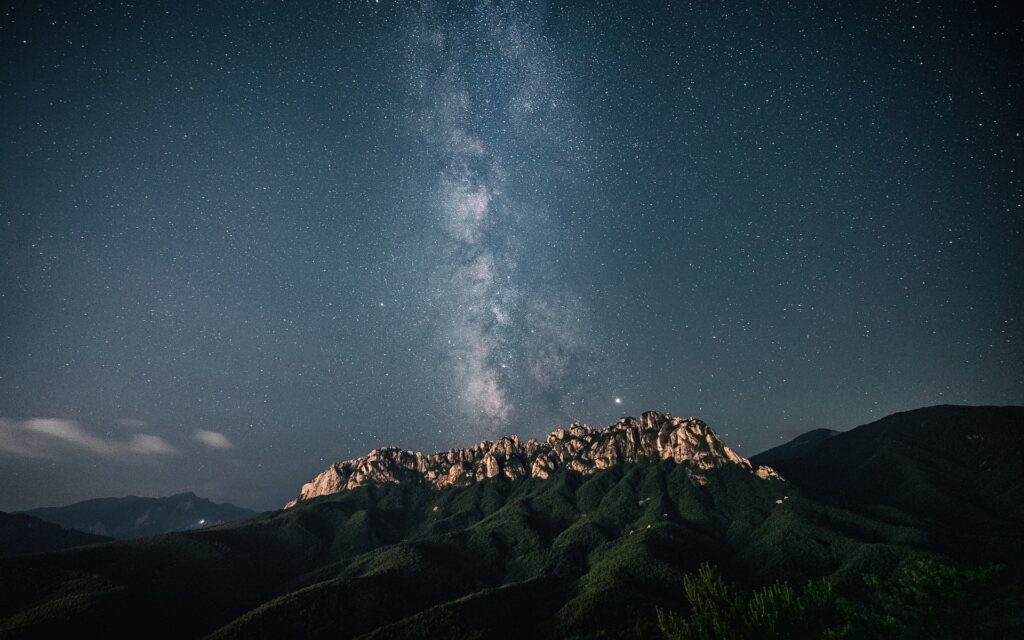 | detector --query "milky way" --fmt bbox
[408,1,604,437]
